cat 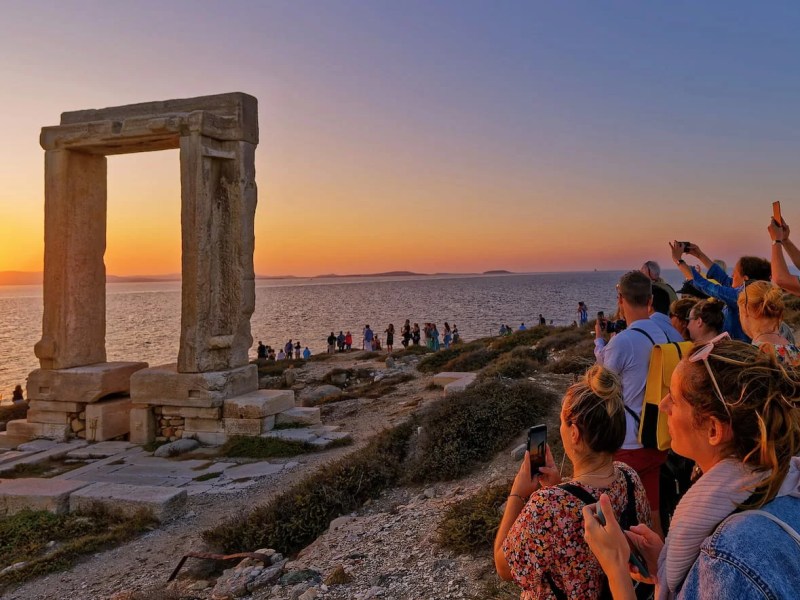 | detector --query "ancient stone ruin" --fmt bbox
[2,92,305,447]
